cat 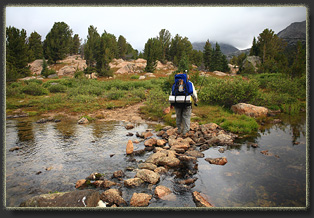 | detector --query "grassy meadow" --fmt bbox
[6,69,306,135]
